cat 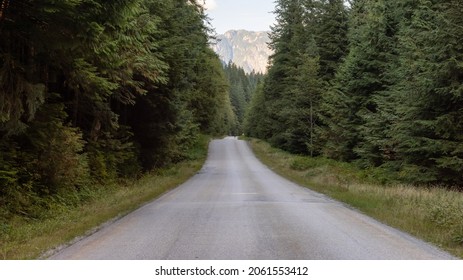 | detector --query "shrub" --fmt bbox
[25,103,90,195]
